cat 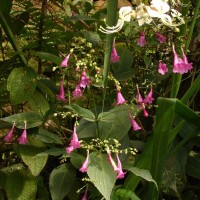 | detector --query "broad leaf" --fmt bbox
[28,90,50,116]
[65,104,96,122]
[30,51,62,66]
[126,167,157,189]
[49,163,76,200]
[87,152,116,200]
[3,112,43,129]
[6,170,37,200]
[98,104,131,140]
[17,145,48,176]
[0,0,12,13]
[7,67,37,104]
[36,128,63,145]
